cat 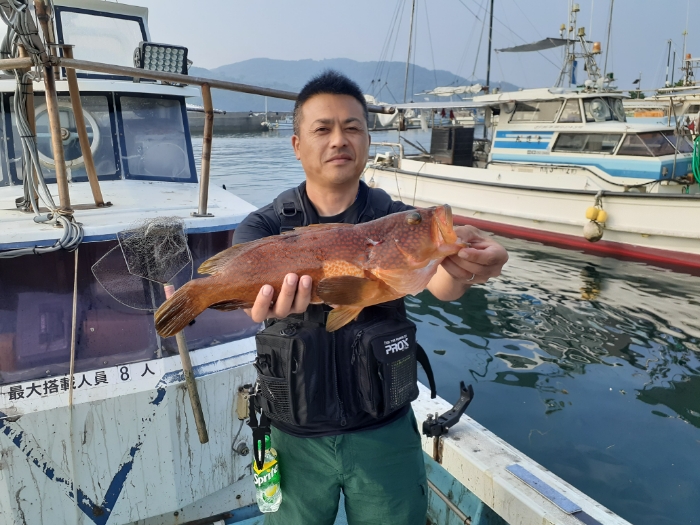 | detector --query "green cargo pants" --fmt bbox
[264,408,428,525]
